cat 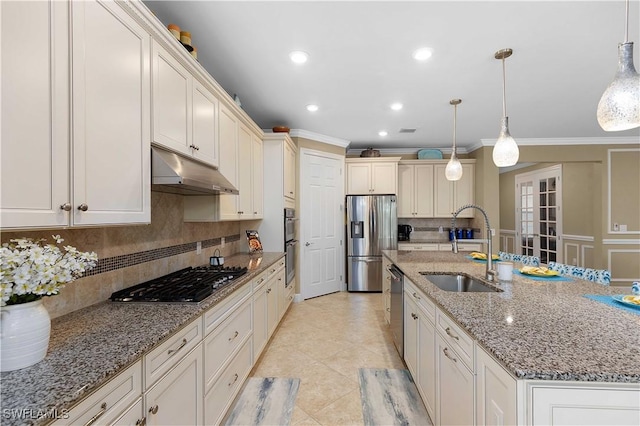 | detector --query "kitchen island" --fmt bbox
[384,249,640,425]
[0,252,285,426]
